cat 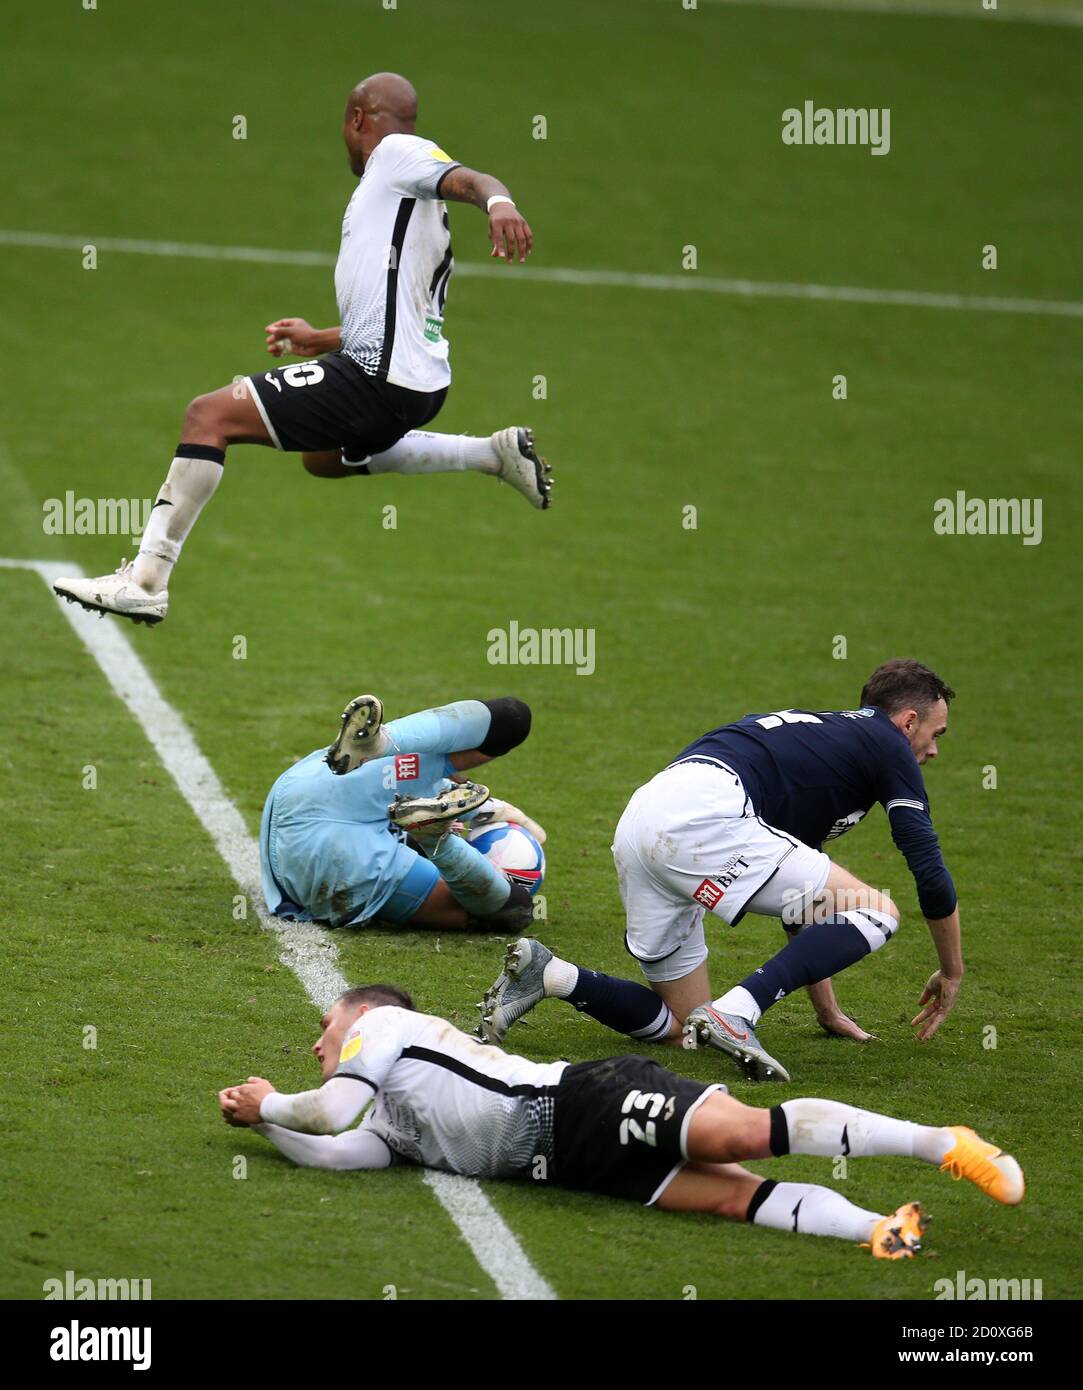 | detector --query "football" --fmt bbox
[466,820,546,895]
